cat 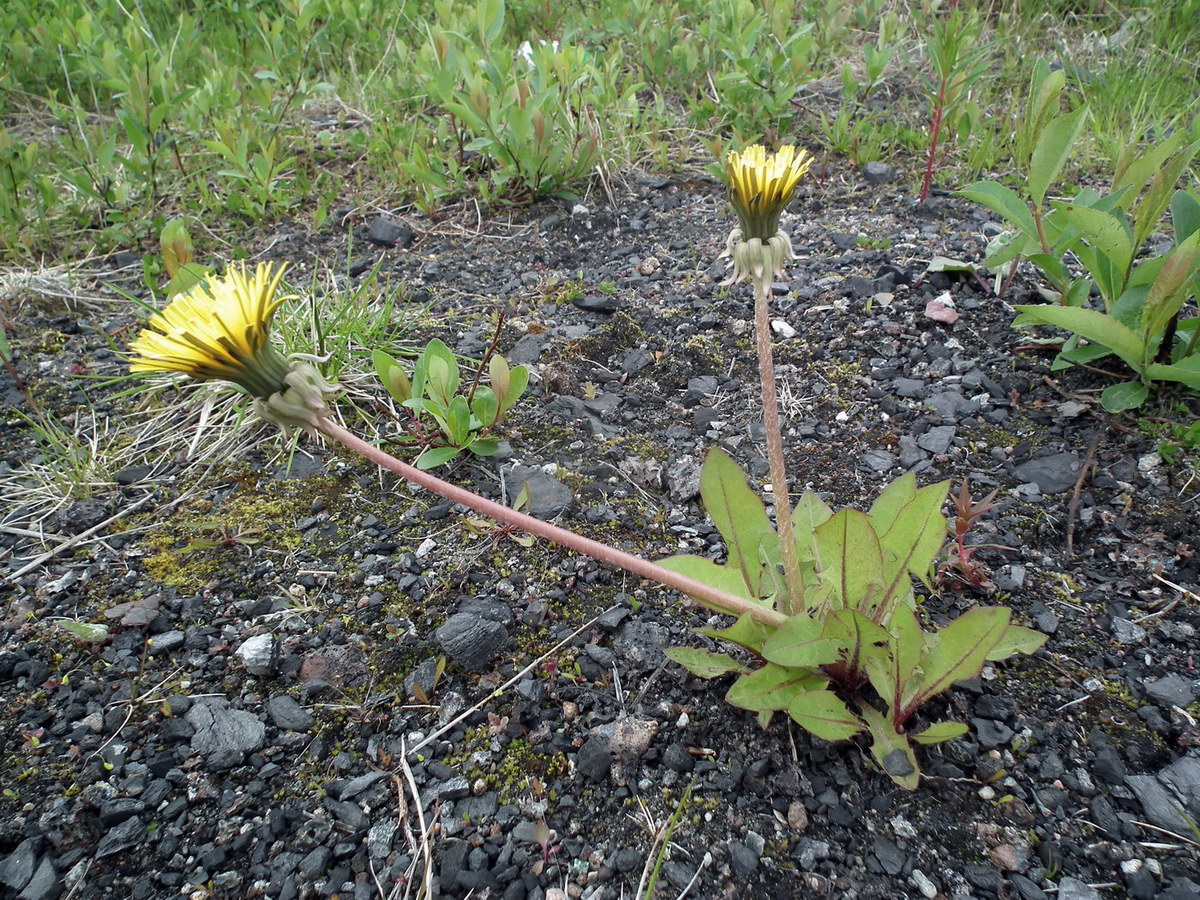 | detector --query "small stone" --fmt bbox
[266,695,314,732]
[787,800,809,832]
[727,841,759,877]
[771,319,796,339]
[365,218,413,248]
[186,698,266,762]
[436,614,509,672]
[863,161,895,184]
[1111,617,1146,644]
[1056,876,1101,900]
[147,630,185,653]
[973,717,1014,749]
[910,869,939,899]
[1012,453,1080,493]
[576,734,611,782]
[503,466,575,518]
[916,425,956,454]
[95,817,145,858]
[235,634,277,676]
[0,838,38,891]
[861,450,895,472]
[1144,674,1195,707]
[18,857,60,900]
[572,294,621,313]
